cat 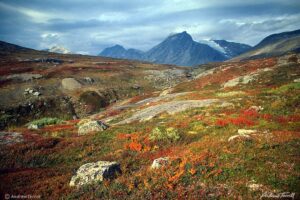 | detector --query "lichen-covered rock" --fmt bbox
[69,161,121,187]
[78,120,109,135]
[151,157,169,169]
